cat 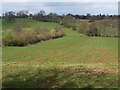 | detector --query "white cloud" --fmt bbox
[2,2,53,14]
[2,0,119,2]
[1,2,118,15]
